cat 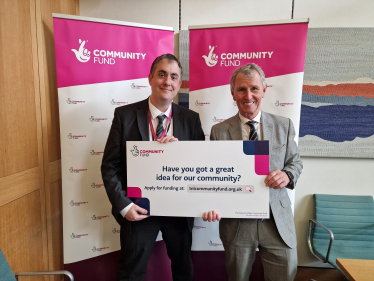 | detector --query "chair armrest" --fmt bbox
[308,219,334,263]
[15,270,73,281]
